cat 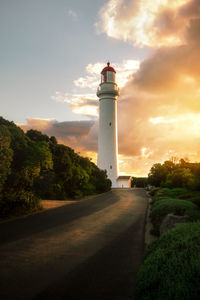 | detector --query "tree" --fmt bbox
[69,165,90,196]
[19,141,53,189]
[0,116,112,215]
[132,177,148,188]
[0,126,13,199]
[90,166,111,193]
[165,168,194,188]
[26,129,49,143]
[53,144,72,183]
[163,160,176,173]
[148,163,167,186]
[9,126,28,171]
